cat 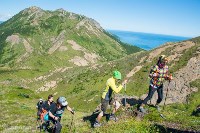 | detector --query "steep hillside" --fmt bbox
[0,6,142,70]
[0,36,199,132]
[0,6,199,133]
